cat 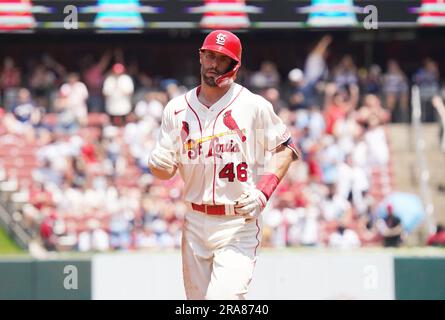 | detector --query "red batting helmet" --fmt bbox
[199,30,242,87]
